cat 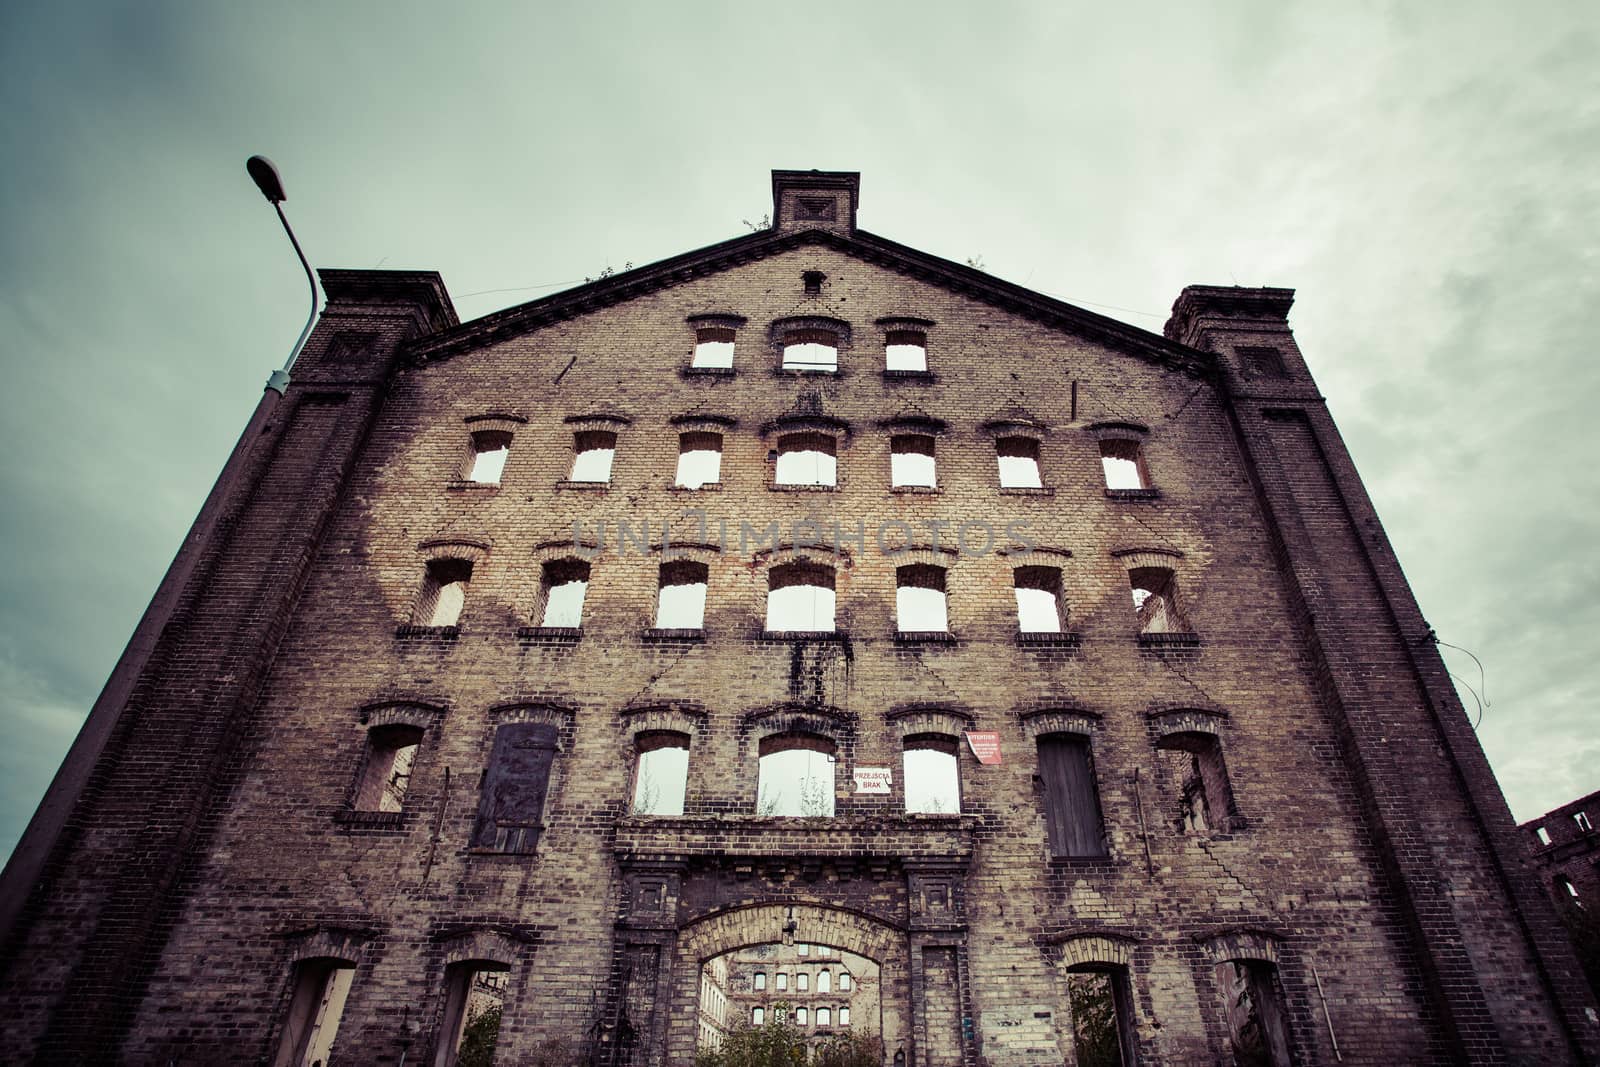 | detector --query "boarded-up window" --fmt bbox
[472,722,558,854]
[1037,733,1107,857]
